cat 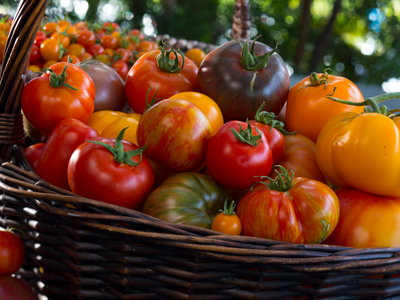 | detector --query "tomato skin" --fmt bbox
[111,59,129,80]
[236,177,340,244]
[185,48,206,67]
[36,118,99,191]
[270,134,325,183]
[125,49,199,114]
[285,74,364,143]
[24,142,45,171]
[68,137,154,210]
[137,98,212,173]
[21,61,95,136]
[197,39,290,123]
[169,91,224,135]
[324,188,400,248]
[248,120,285,164]
[205,121,274,190]
[76,29,96,48]
[0,276,38,300]
[0,231,25,276]
[212,212,242,235]
[40,38,60,61]
[316,112,400,197]
[143,172,232,229]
